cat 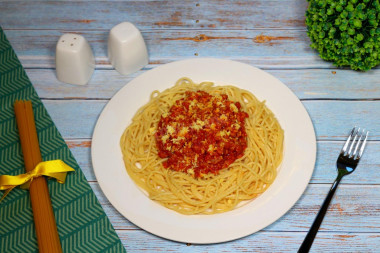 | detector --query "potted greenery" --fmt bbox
[306,0,380,71]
